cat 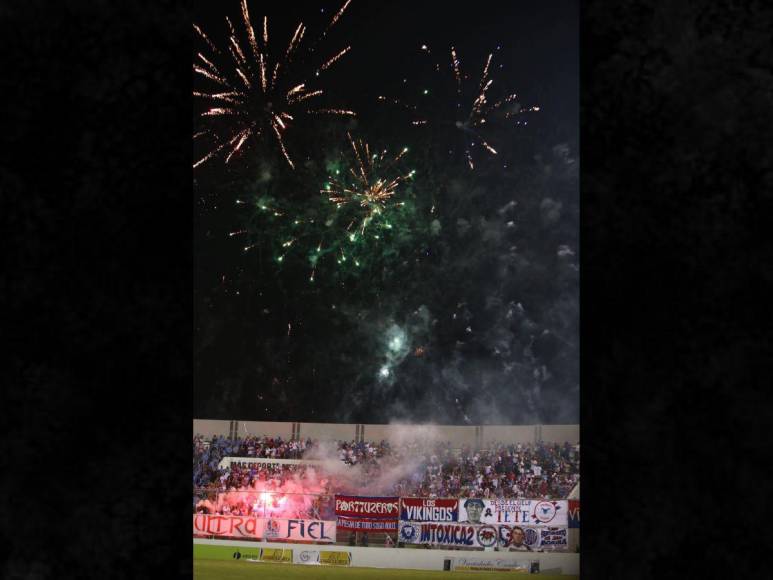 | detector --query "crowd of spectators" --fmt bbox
[193,434,313,486]
[422,440,580,500]
[301,438,580,500]
[193,434,579,514]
